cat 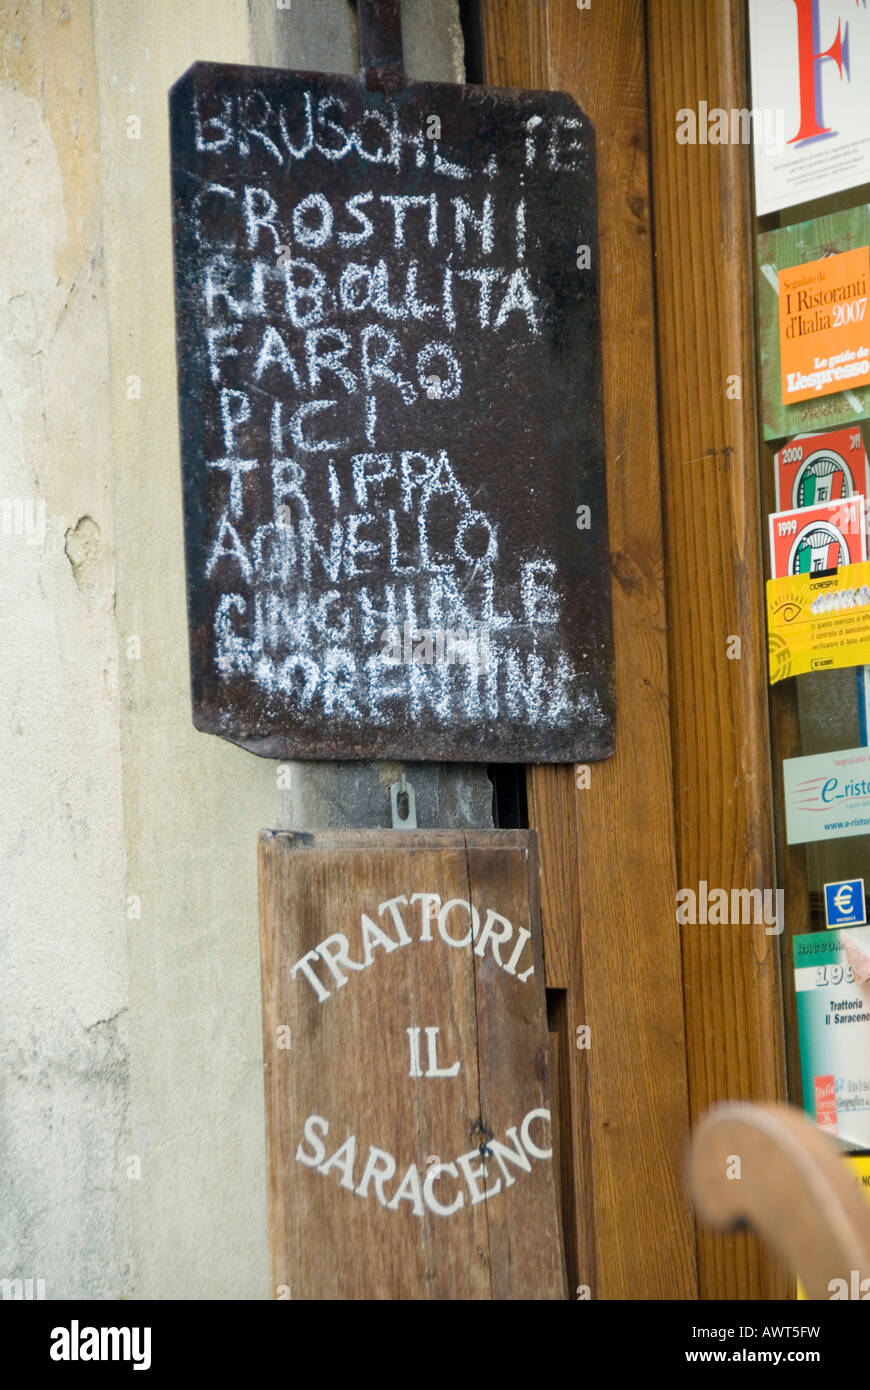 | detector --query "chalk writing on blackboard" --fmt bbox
[171,63,614,761]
